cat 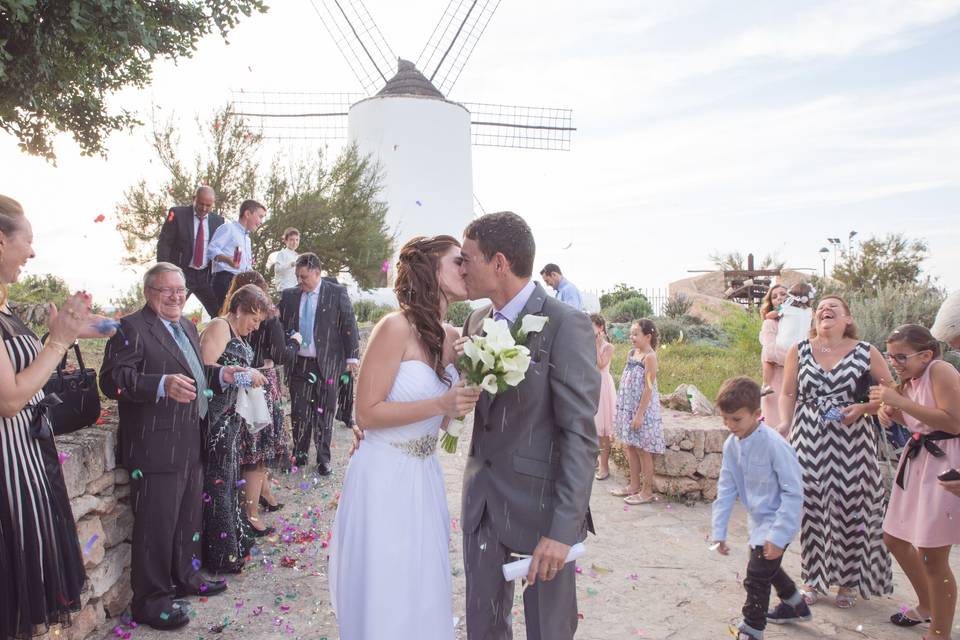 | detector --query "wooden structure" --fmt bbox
[720,254,779,309]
